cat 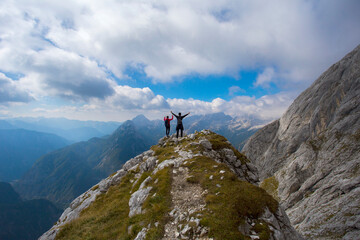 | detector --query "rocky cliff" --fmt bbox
[243,45,360,239]
[40,130,303,240]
